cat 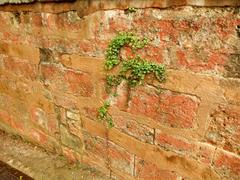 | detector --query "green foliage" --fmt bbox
[105,75,122,93]
[105,32,148,70]
[120,56,166,87]
[98,101,114,128]
[124,7,137,14]
[98,32,166,128]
